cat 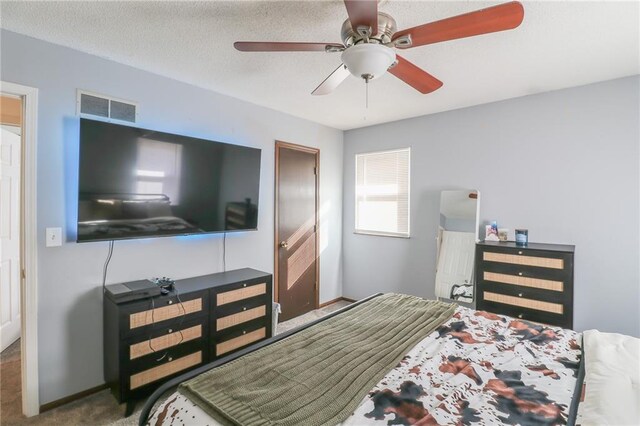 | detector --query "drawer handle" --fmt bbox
[167,357,173,362]
[168,300,173,305]
[242,307,247,311]
[518,272,523,276]
[167,329,173,334]
[518,293,523,297]
[242,330,247,335]
[518,251,523,255]
[243,283,247,287]
[518,314,523,319]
